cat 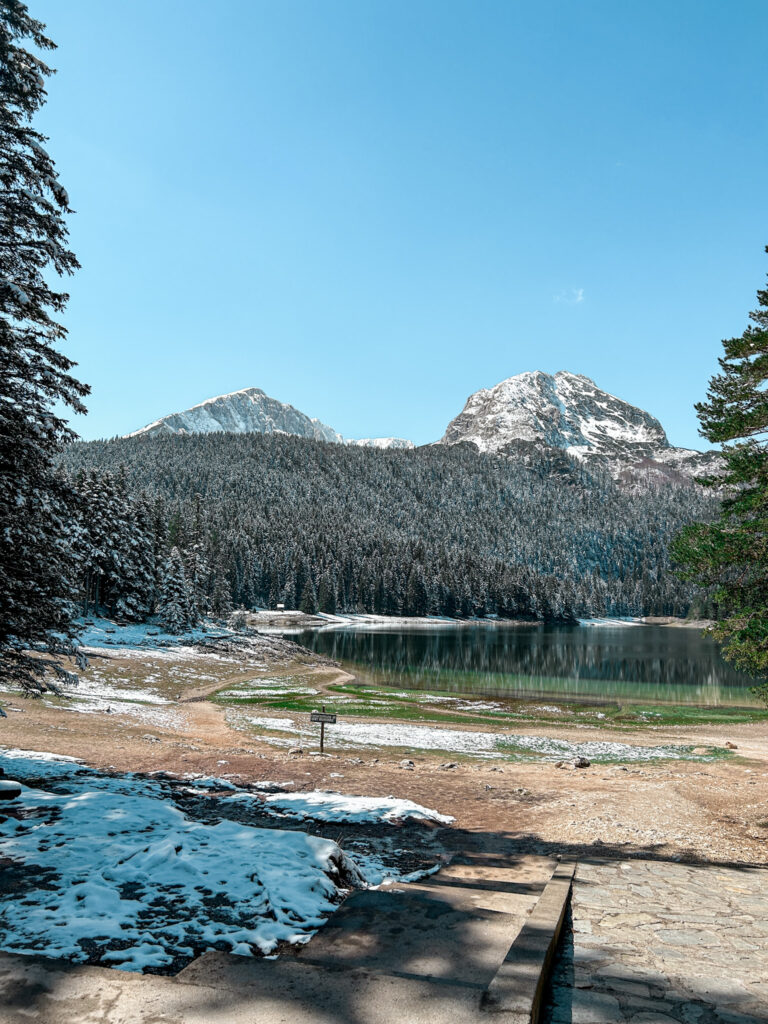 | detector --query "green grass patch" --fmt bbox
[212,674,768,731]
